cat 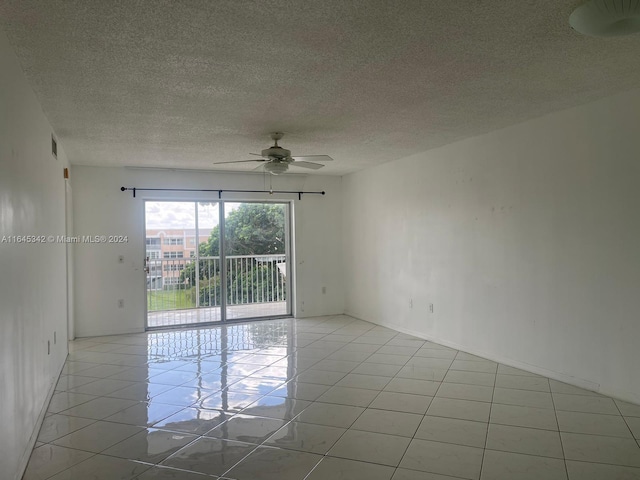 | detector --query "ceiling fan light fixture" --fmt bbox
[570,0,640,37]
[264,161,289,175]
